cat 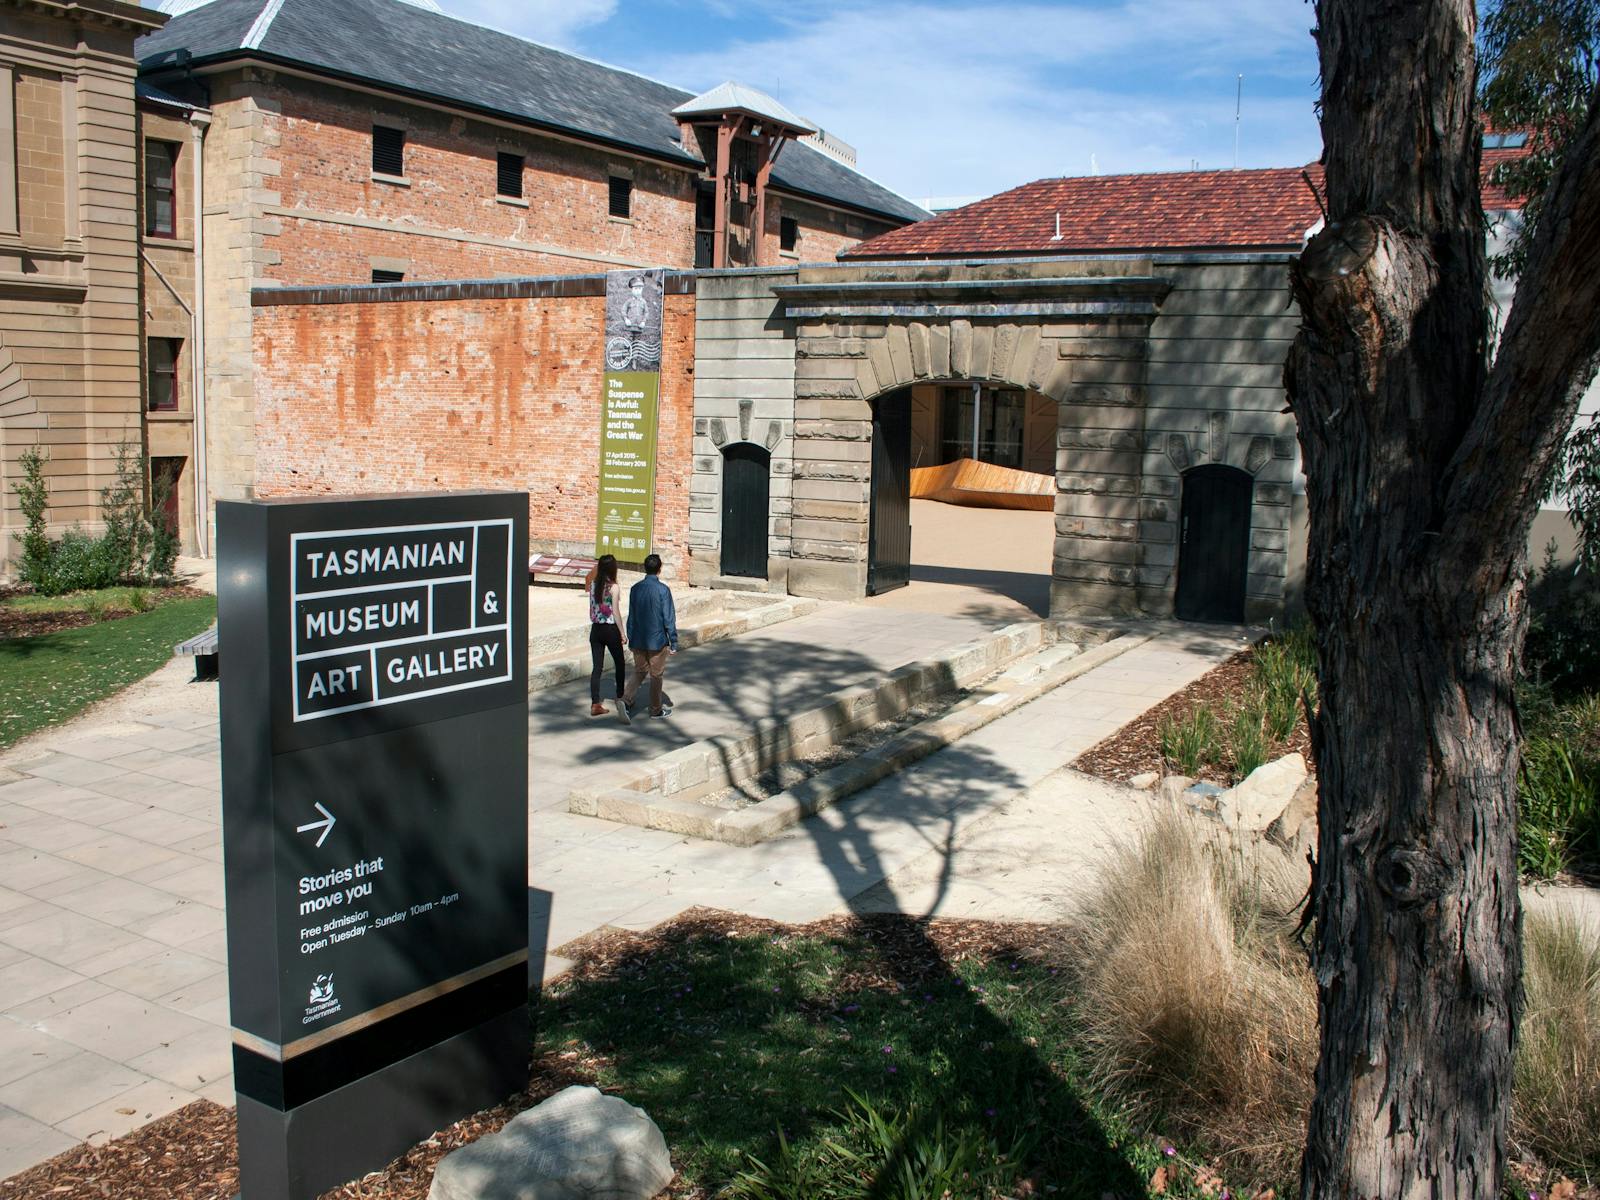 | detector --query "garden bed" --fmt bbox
[0,585,208,640]
[1075,643,1315,786]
